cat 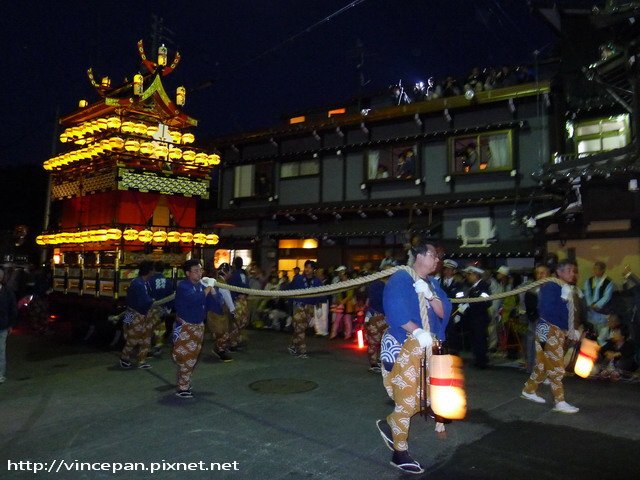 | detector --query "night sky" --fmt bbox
[1,0,600,168]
